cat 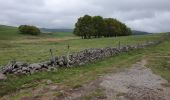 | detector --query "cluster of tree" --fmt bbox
[18,25,41,35]
[74,15,132,39]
